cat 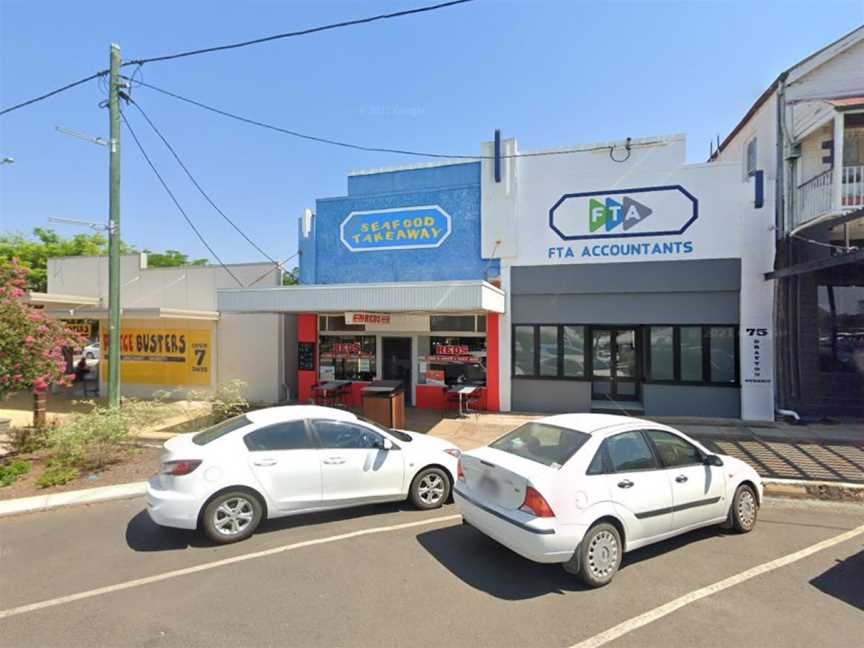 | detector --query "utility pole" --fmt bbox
[107,43,122,409]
